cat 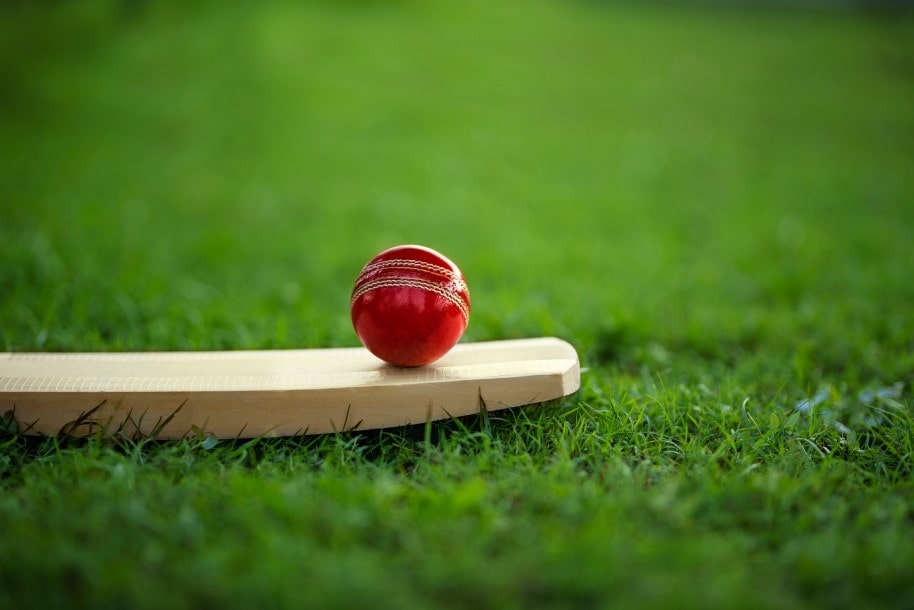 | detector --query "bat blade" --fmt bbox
[0,337,580,438]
